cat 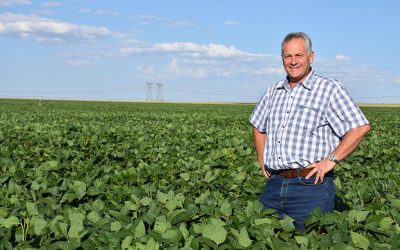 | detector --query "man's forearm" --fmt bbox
[253,127,268,176]
[306,124,371,183]
[332,124,371,160]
